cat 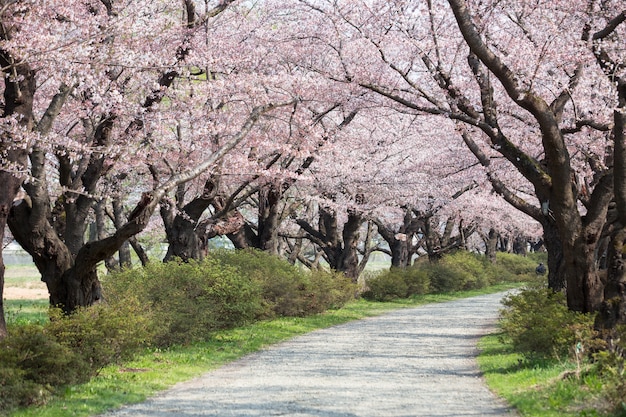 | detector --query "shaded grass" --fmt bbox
[7,283,518,417]
[478,333,616,417]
